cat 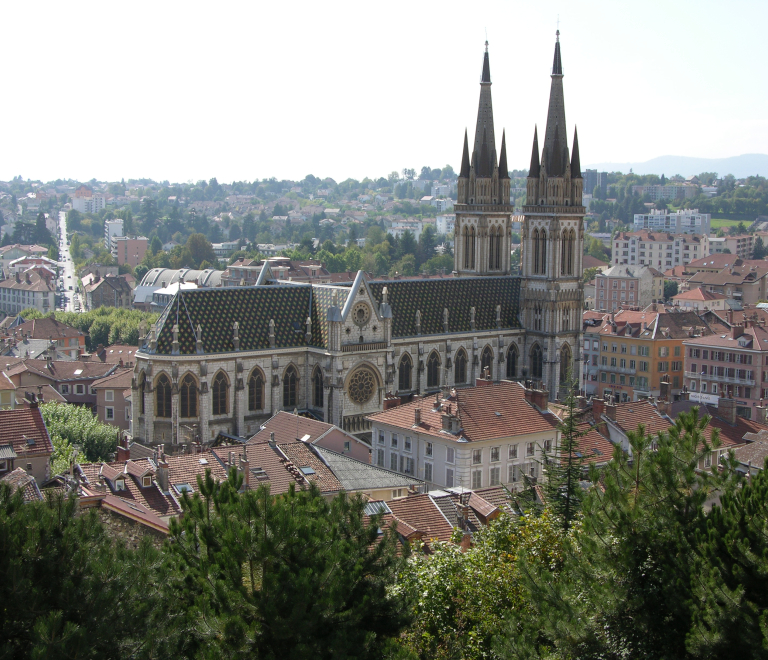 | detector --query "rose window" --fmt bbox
[348,368,376,404]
